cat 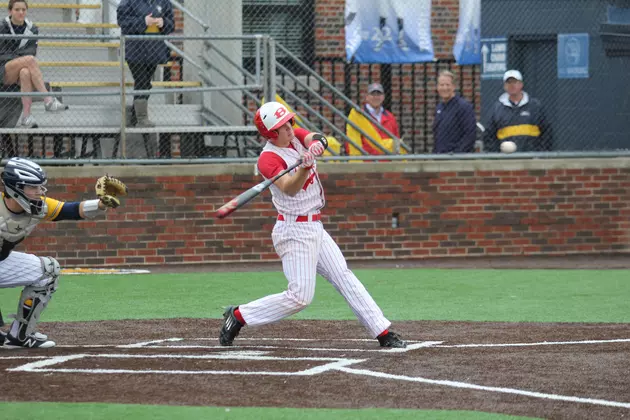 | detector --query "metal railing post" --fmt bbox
[255,35,262,86]
[119,35,127,159]
[262,36,270,102]
[268,37,276,100]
